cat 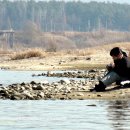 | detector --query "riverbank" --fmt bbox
[0,47,110,71]
[0,42,129,71]
[0,43,130,100]
[1,78,130,100]
[0,70,130,100]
